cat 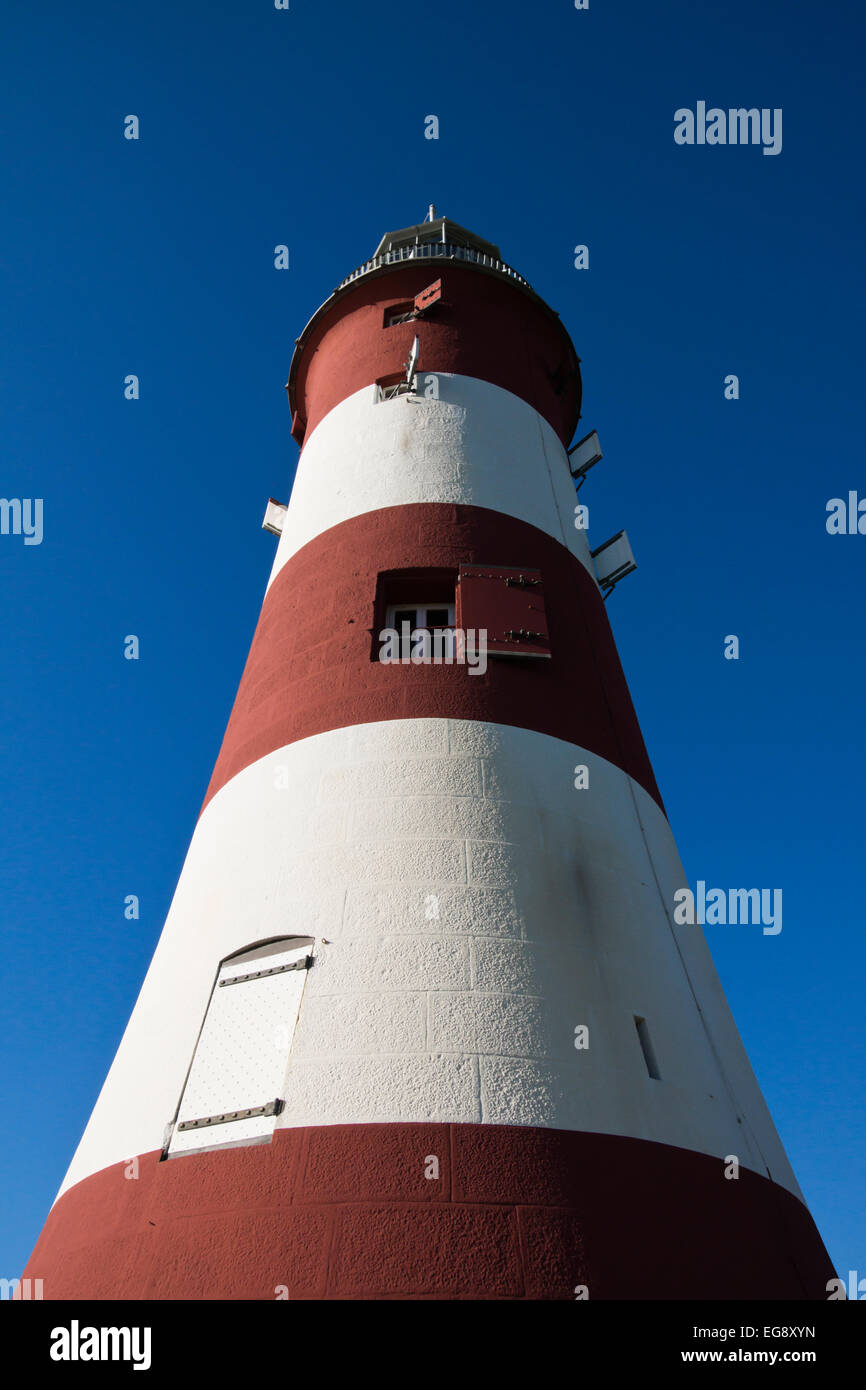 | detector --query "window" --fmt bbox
[375,372,414,401]
[372,569,458,662]
[456,563,551,658]
[384,302,415,327]
[165,937,313,1158]
[385,602,456,660]
[634,1015,661,1080]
